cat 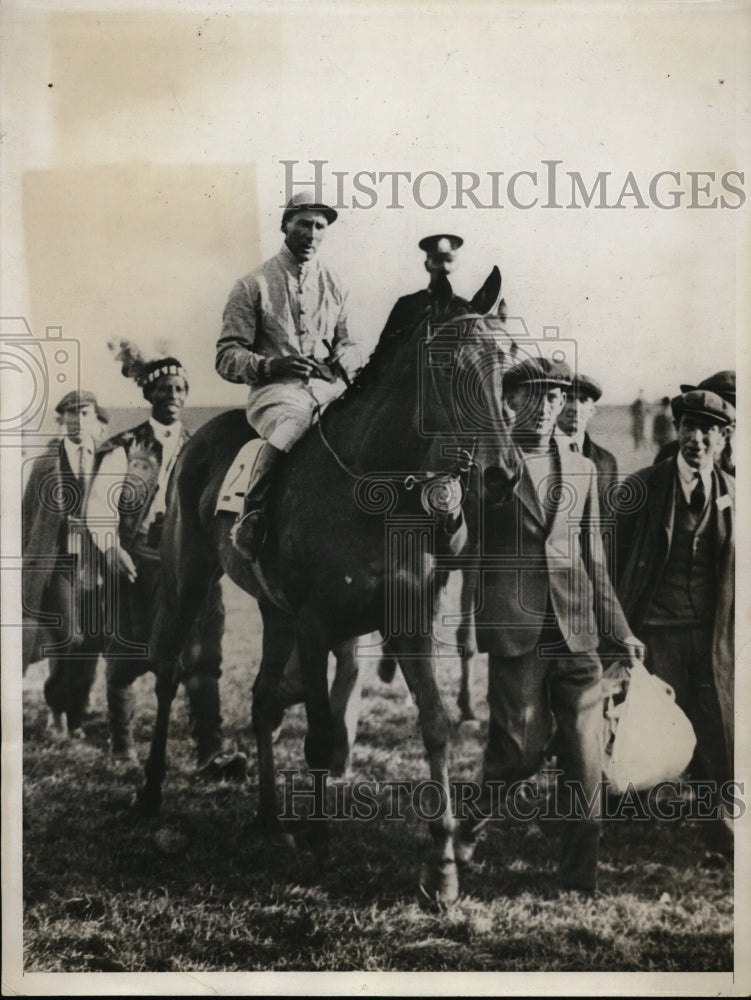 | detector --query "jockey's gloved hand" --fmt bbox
[267,355,321,380]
